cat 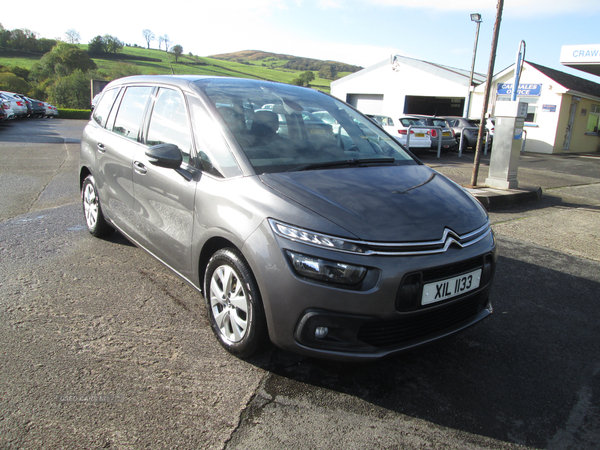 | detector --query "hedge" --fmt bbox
[57,109,92,120]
